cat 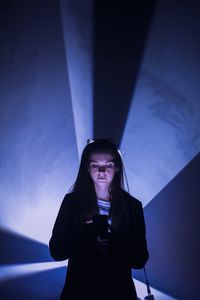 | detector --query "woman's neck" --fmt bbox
[94,184,111,201]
